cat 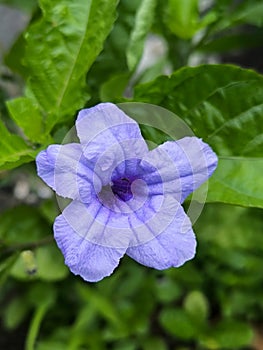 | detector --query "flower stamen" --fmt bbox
[111,177,133,201]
